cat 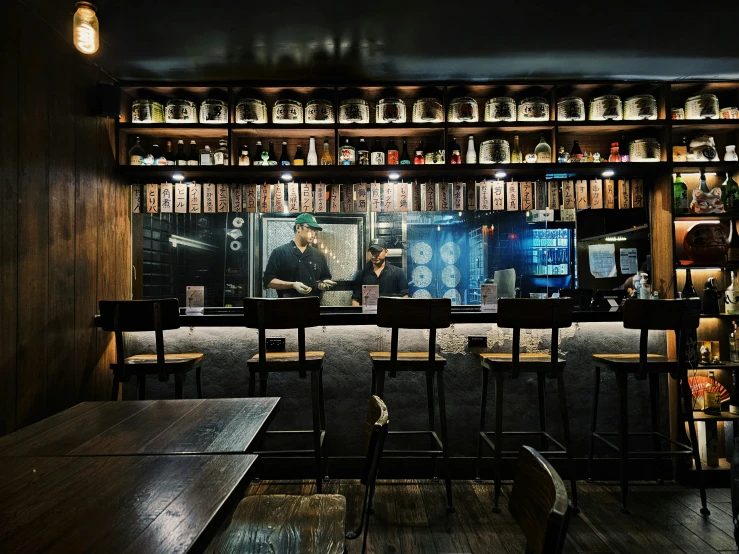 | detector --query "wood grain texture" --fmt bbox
[0,454,256,554]
[0,398,279,457]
